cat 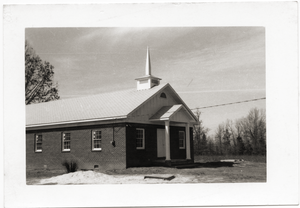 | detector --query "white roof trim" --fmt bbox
[166,85,198,122]
[167,105,183,120]
[128,83,170,116]
[26,115,127,128]
[129,83,198,123]
[149,104,196,122]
